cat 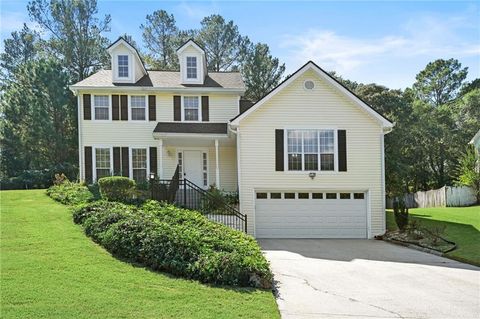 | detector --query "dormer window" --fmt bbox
[118,55,129,78]
[186,56,197,79]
